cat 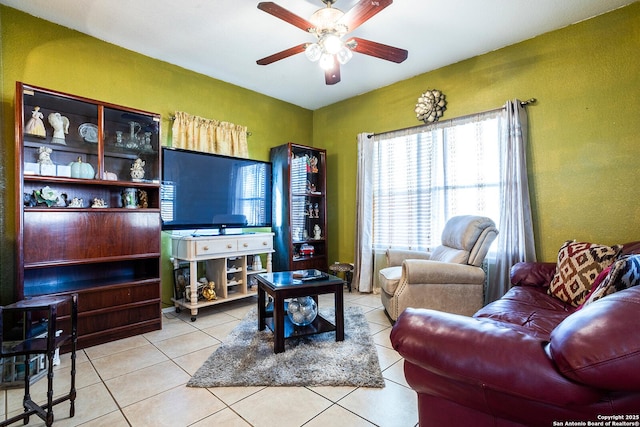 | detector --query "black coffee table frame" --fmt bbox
[256,271,344,354]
